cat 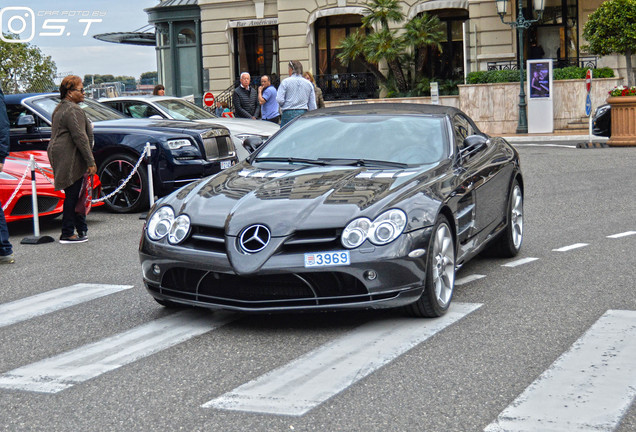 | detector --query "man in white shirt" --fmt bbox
[276,60,317,127]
